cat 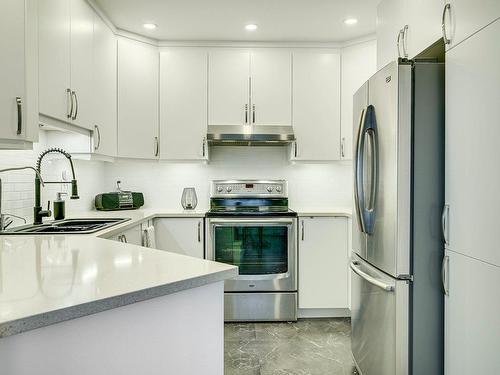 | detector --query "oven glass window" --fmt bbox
[214,226,288,275]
